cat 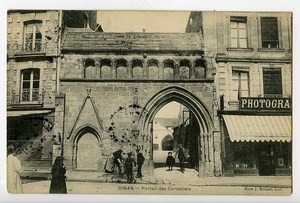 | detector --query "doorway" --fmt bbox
[256,142,275,176]
[76,132,101,170]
